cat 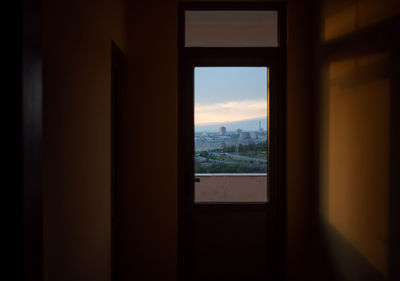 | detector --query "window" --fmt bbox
[185,10,279,47]
[179,6,283,204]
[179,3,286,280]
[194,67,268,202]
